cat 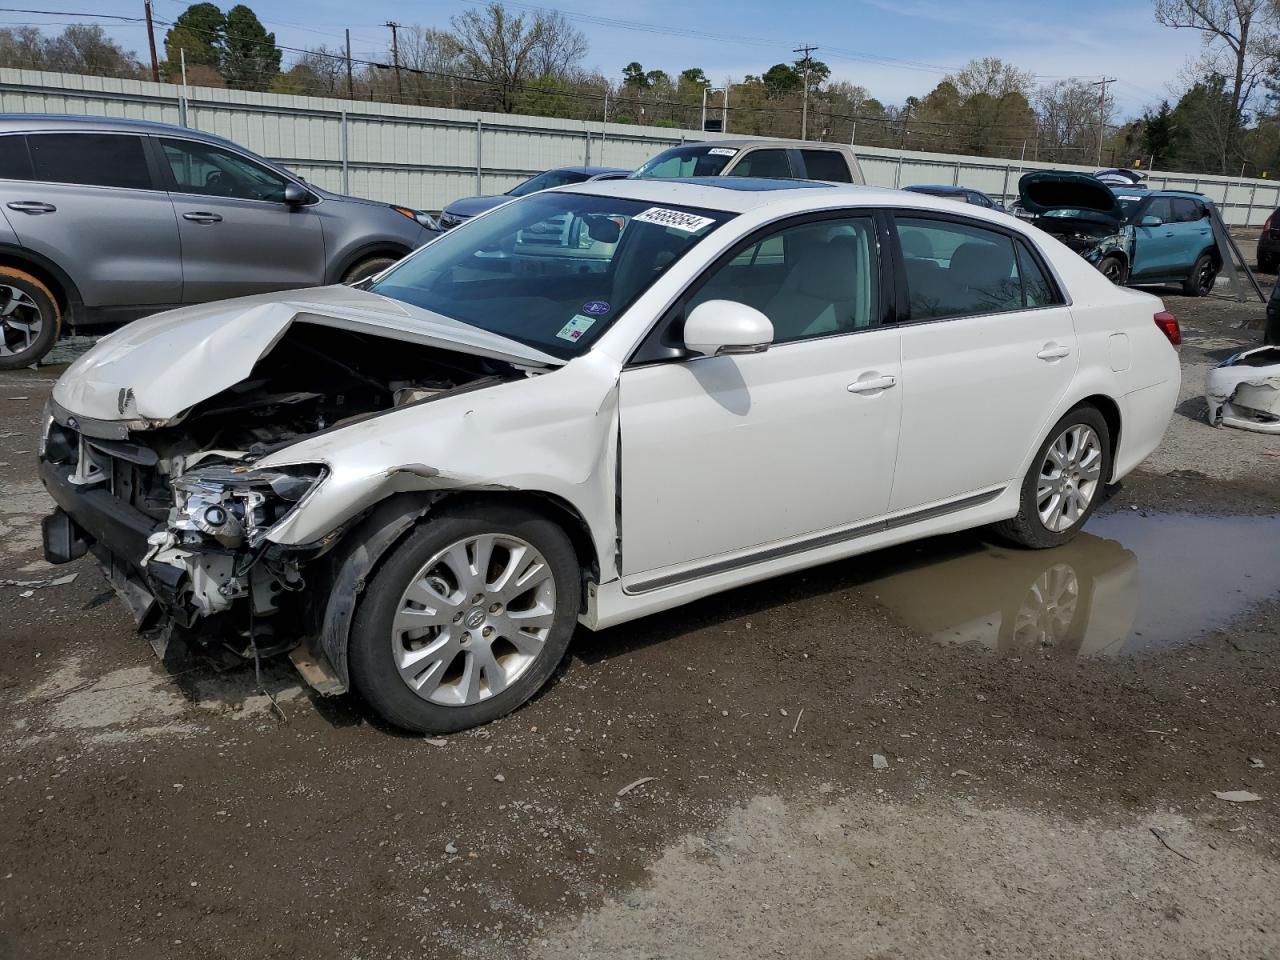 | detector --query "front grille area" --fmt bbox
[45,422,170,523]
